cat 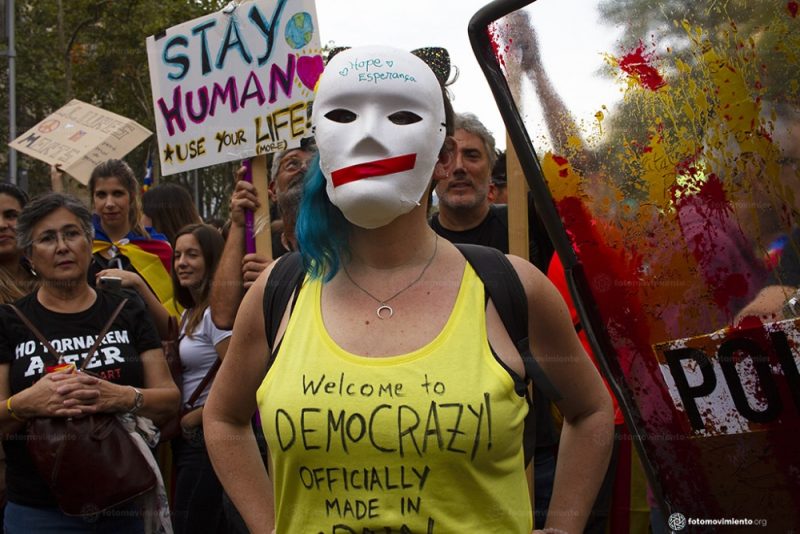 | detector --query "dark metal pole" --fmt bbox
[7,0,16,187]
